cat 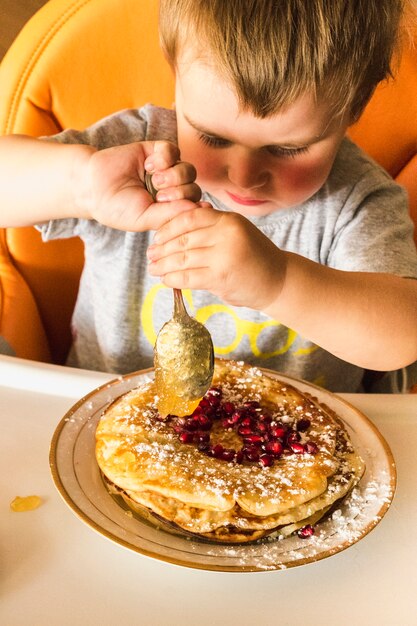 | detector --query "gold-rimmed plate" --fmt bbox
[49,368,396,572]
